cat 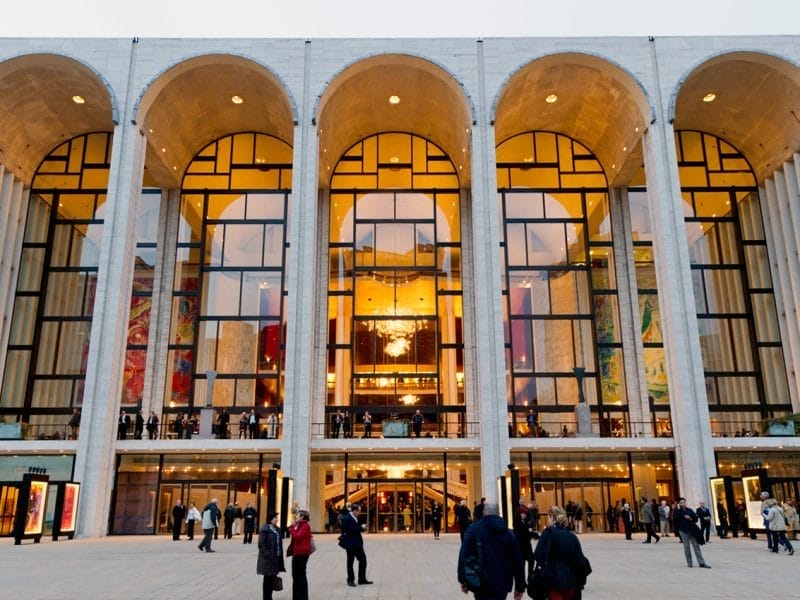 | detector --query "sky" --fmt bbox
[1,0,799,38]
